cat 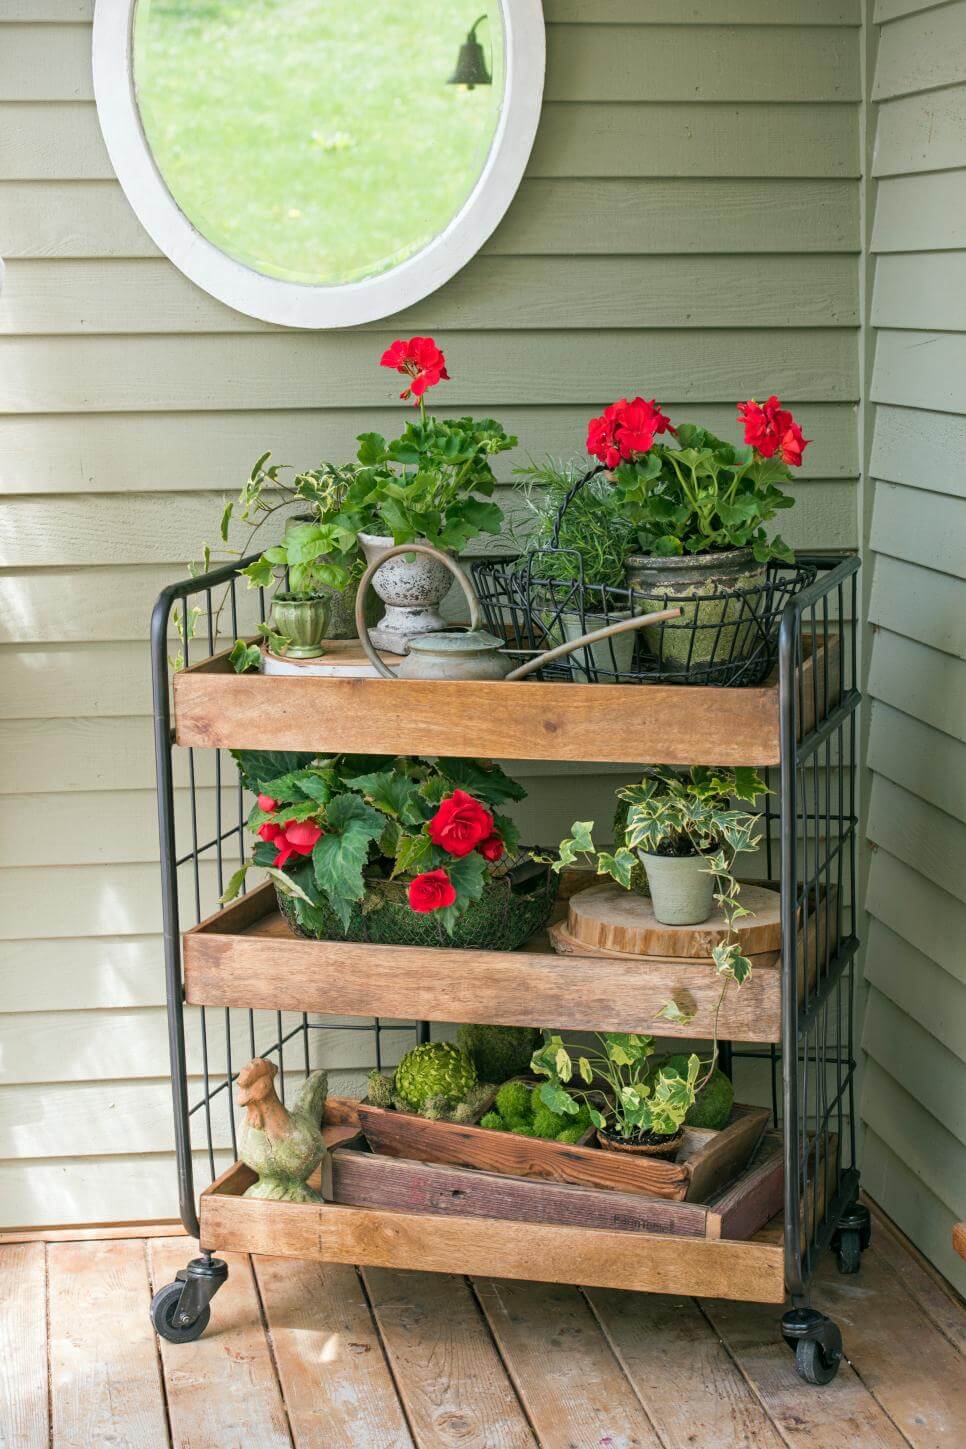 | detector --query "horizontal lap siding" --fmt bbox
[0,4,861,1225]
[862,1,966,1292]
